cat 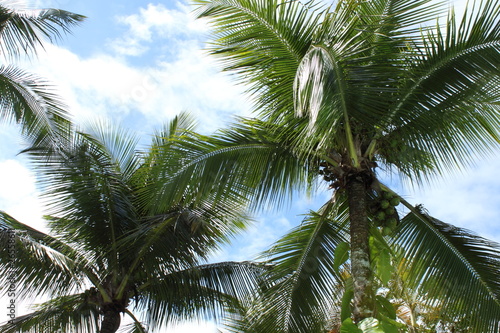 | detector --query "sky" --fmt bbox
[0,0,499,332]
